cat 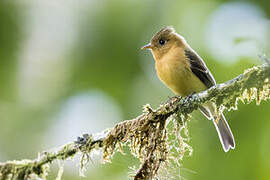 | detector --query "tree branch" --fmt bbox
[1,59,270,180]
